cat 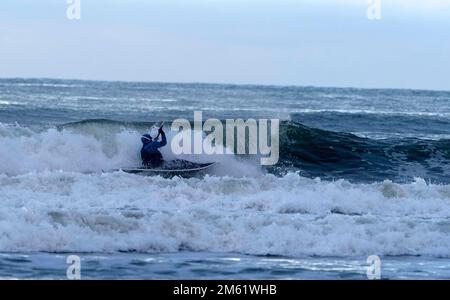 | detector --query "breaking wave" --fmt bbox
[0,119,449,257]
[0,119,449,183]
[1,171,450,257]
